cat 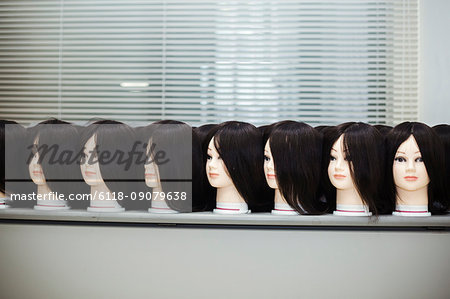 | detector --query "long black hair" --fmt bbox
[80,120,139,209]
[27,119,88,205]
[386,122,448,214]
[140,120,210,212]
[205,121,273,212]
[1,120,30,197]
[322,122,386,215]
[265,120,325,214]
[433,124,450,201]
